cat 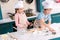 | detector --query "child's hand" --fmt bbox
[28,22,33,27]
[26,21,30,25]
[28,22,30,25]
